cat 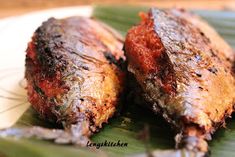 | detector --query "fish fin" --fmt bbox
[128,149,208,157]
